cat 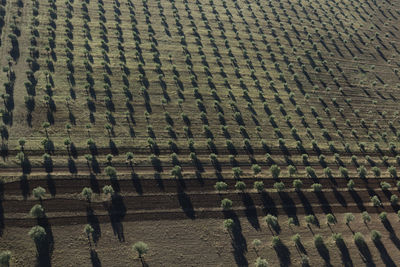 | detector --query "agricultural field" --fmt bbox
[1,0,400,265]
